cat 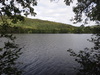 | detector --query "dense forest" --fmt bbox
[0,17,97,33]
